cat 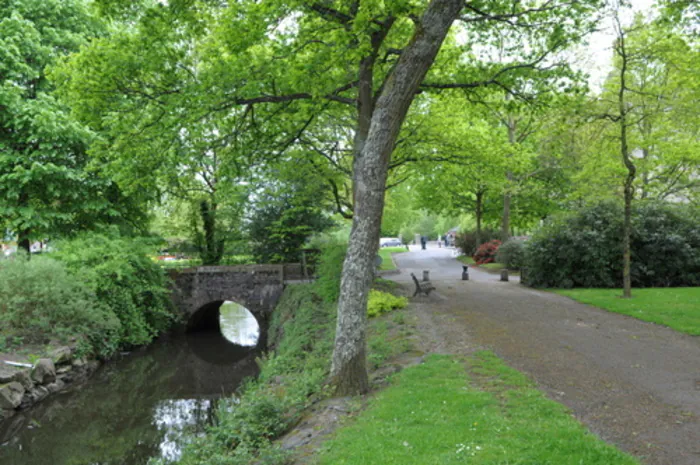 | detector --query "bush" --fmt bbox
[367,290,408,318]
[455,228,500,256]
[0,256,120,357]
[54,232,176,348]
[313,240,348,303]
[473,239,502,265]
[496,239,527,270]
[524,201,700,288]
